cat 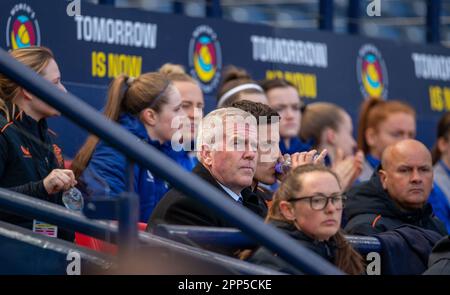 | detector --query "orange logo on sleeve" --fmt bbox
[20,145,32,158]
